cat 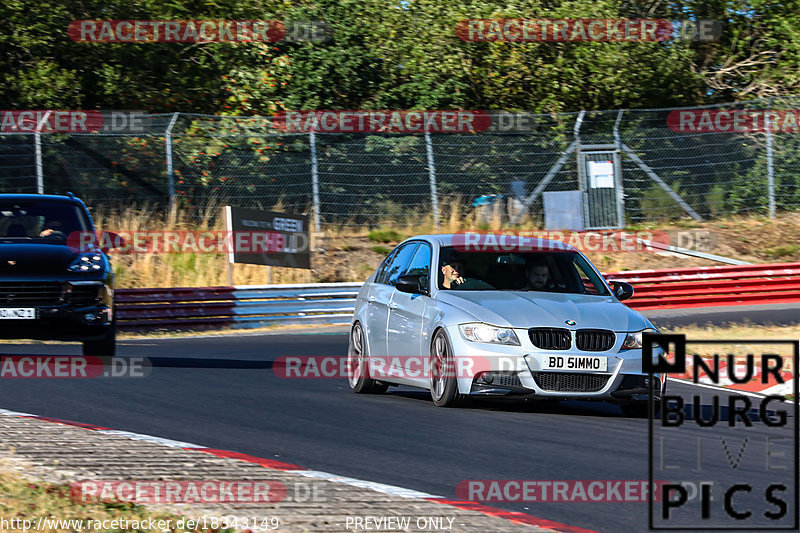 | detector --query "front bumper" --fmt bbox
[0,280,113,341]
[444,325,666,401]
